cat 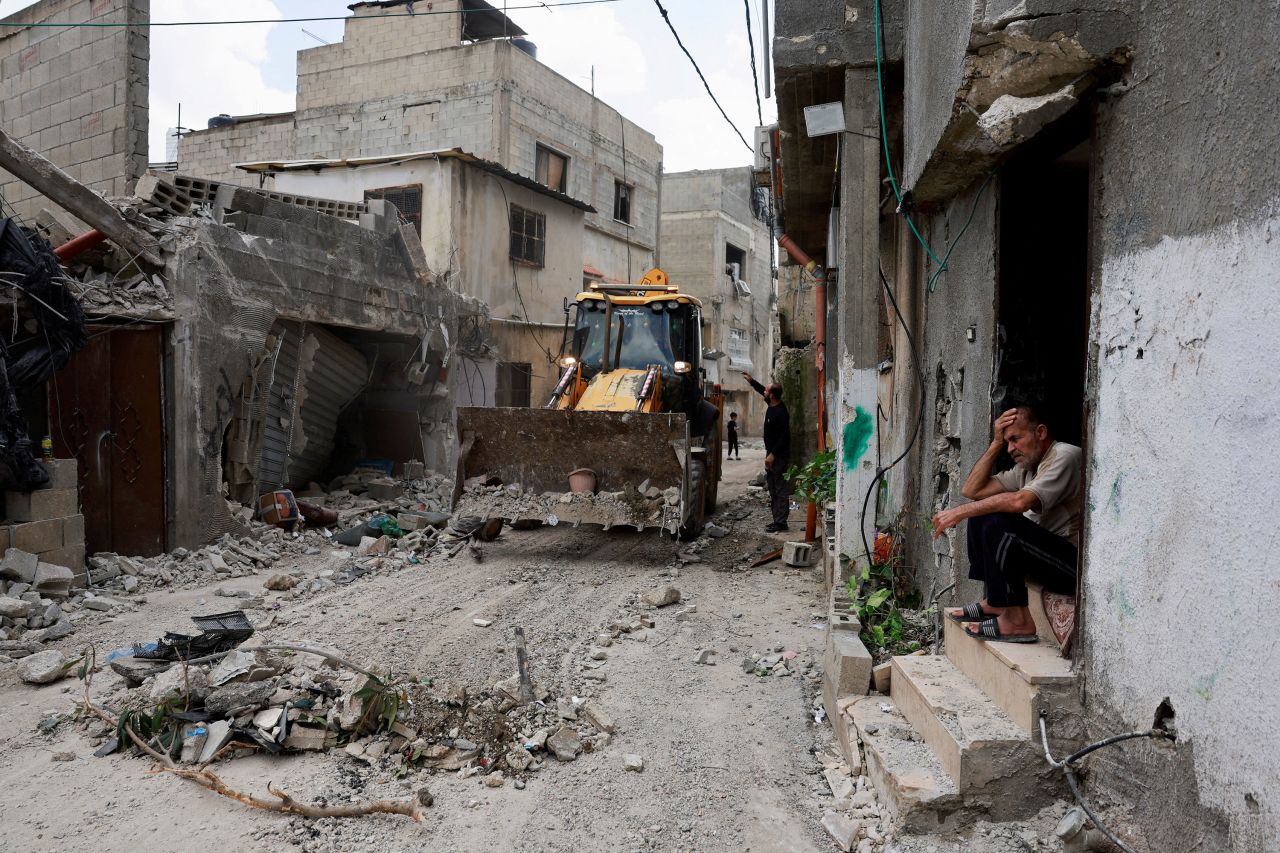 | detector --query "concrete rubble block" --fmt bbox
[37,459,78,491]
[19,648,69,684]
[283,725,333,751]
[198,720,234,763]
[82,595,124,612]
[821,811,860,852]
[264,573,298,591]
[149,666,211,704]
[546,726,582,761]
[180,724,209,764]
[873,661,892,693]
[641,586,681,608]
[0,548,39,583]
[10,519,64,554]
[822,629,874,722]
[824,767,855,801]
[366,478,404,501]
[39,545,85,575]
[581,702,617,734]
[204,680,276,717]
[0,595,33,619]
[32,562,74,598]
[622,753,644,772]
[5,488,77,523]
